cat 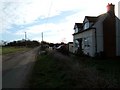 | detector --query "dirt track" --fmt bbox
[2,47,39,88]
